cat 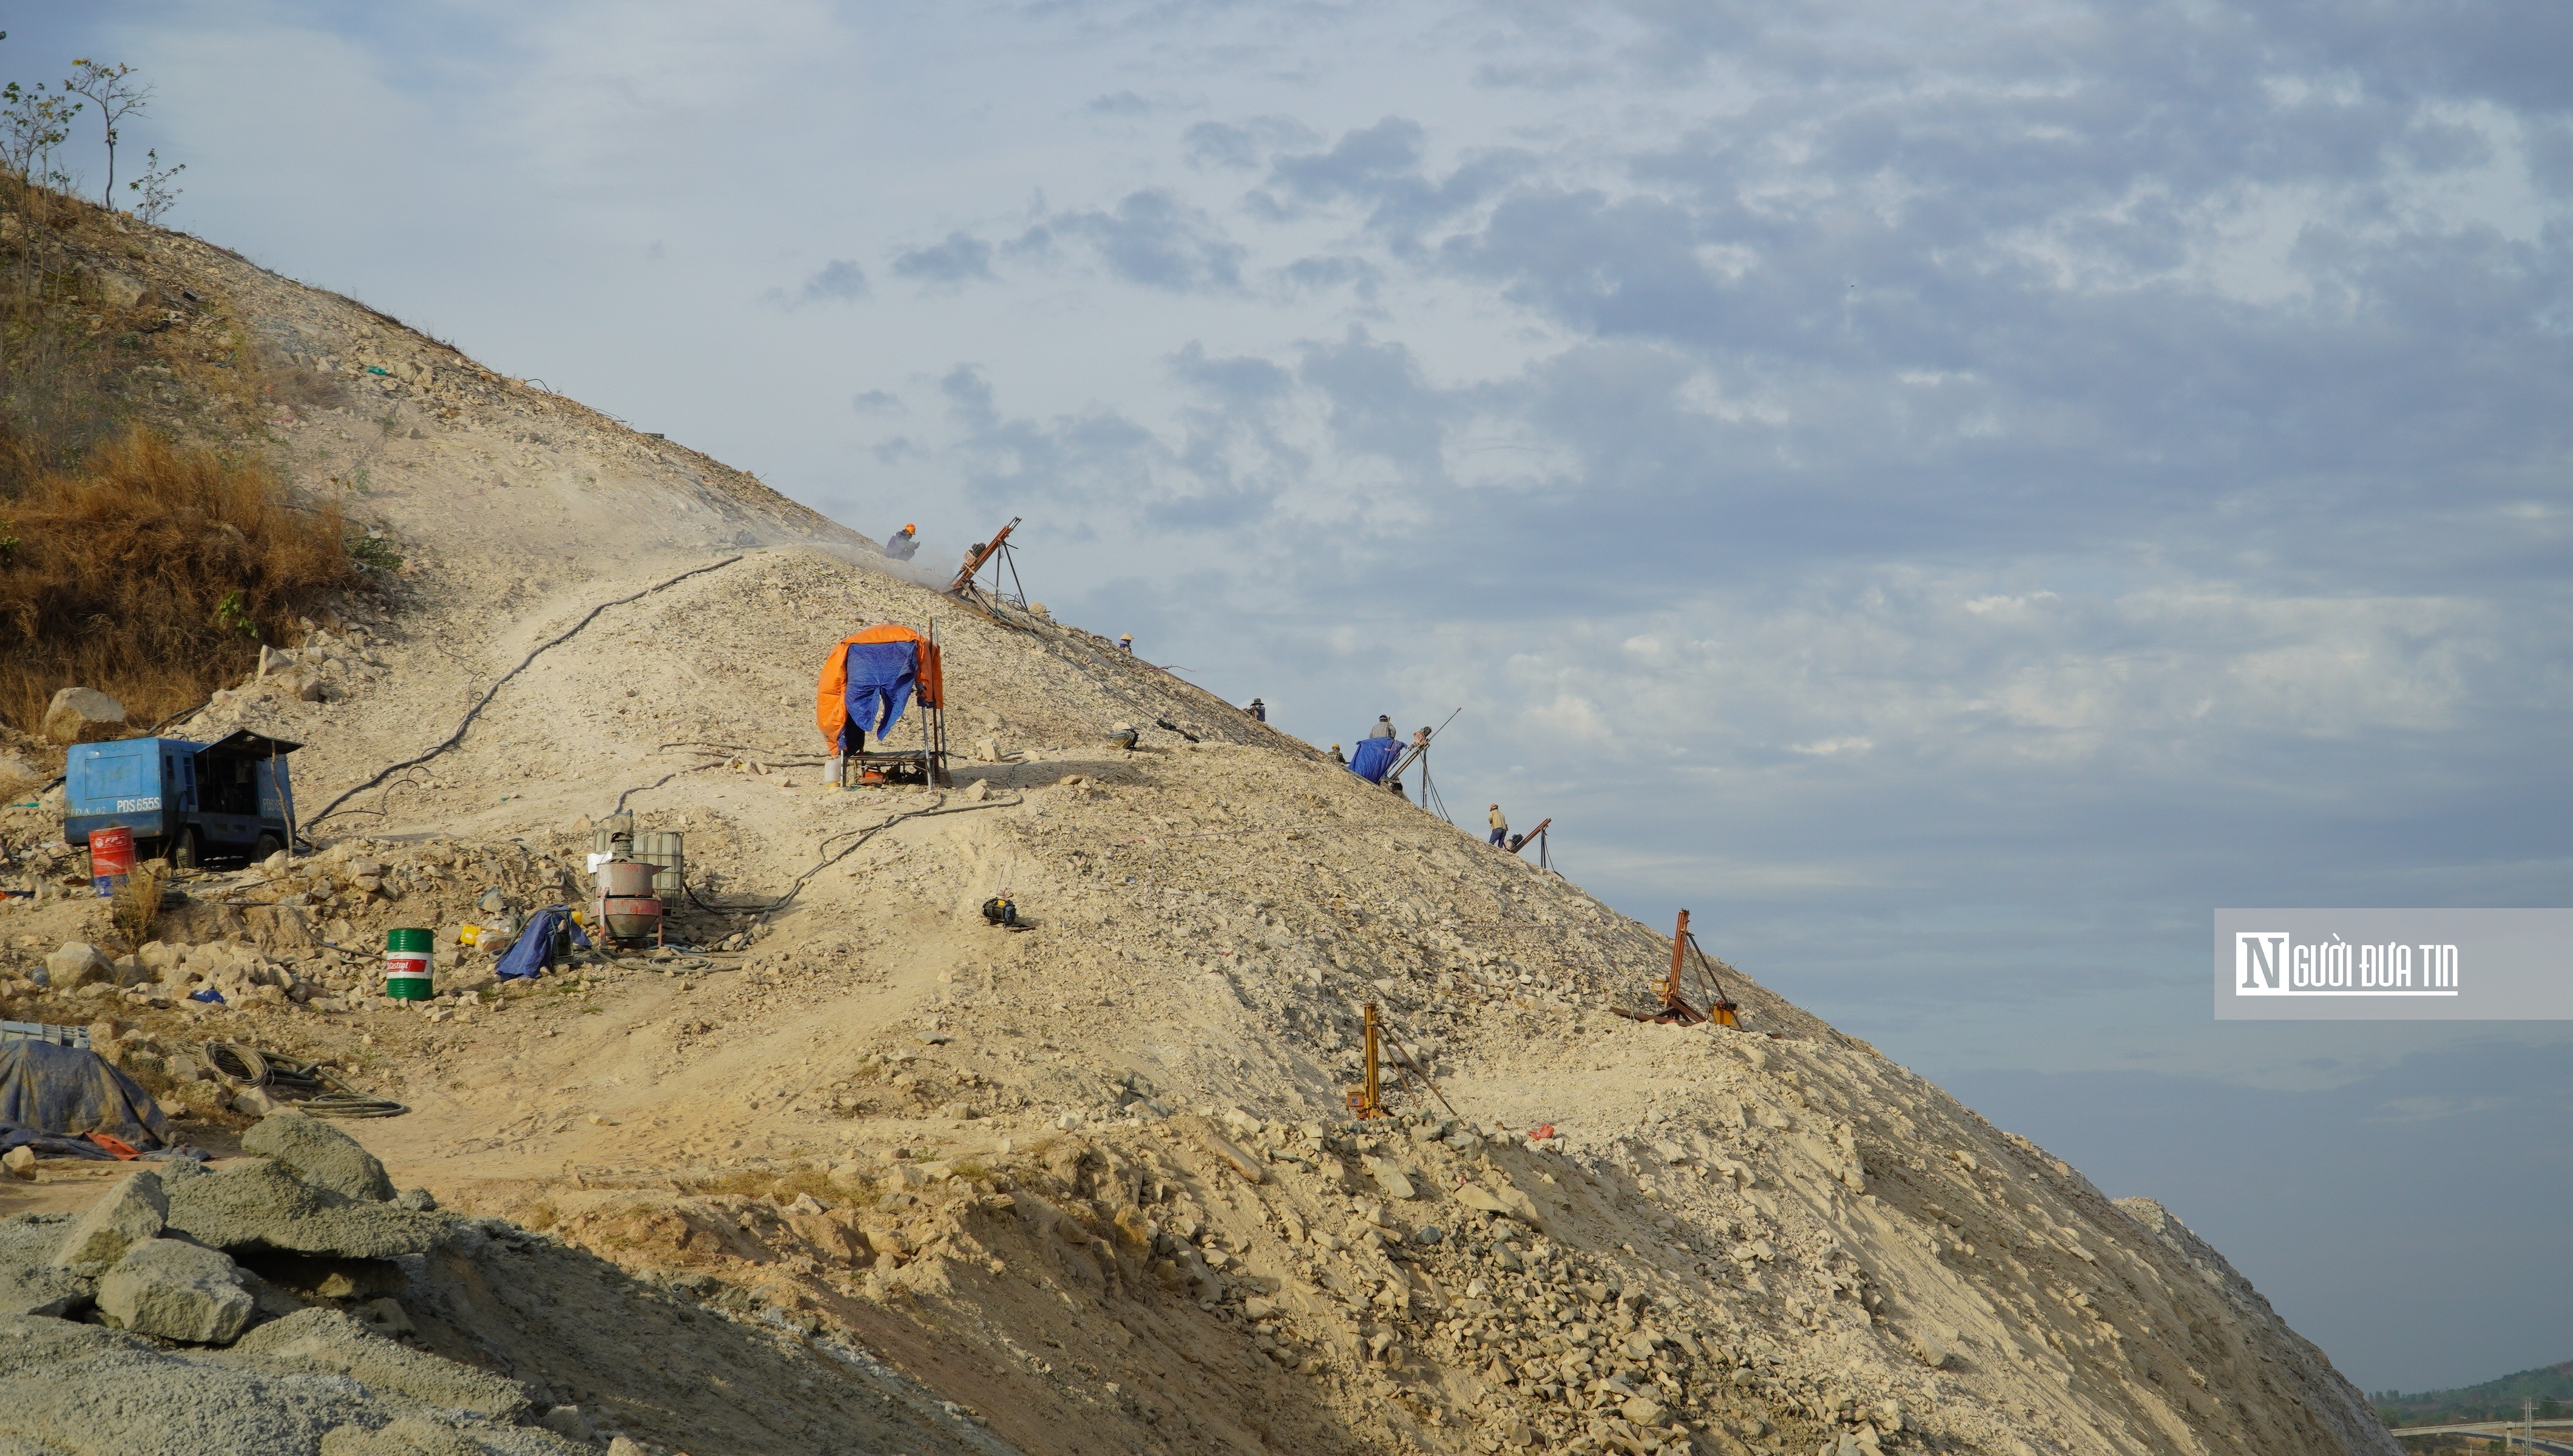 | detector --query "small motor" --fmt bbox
[981,895,1019,928]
